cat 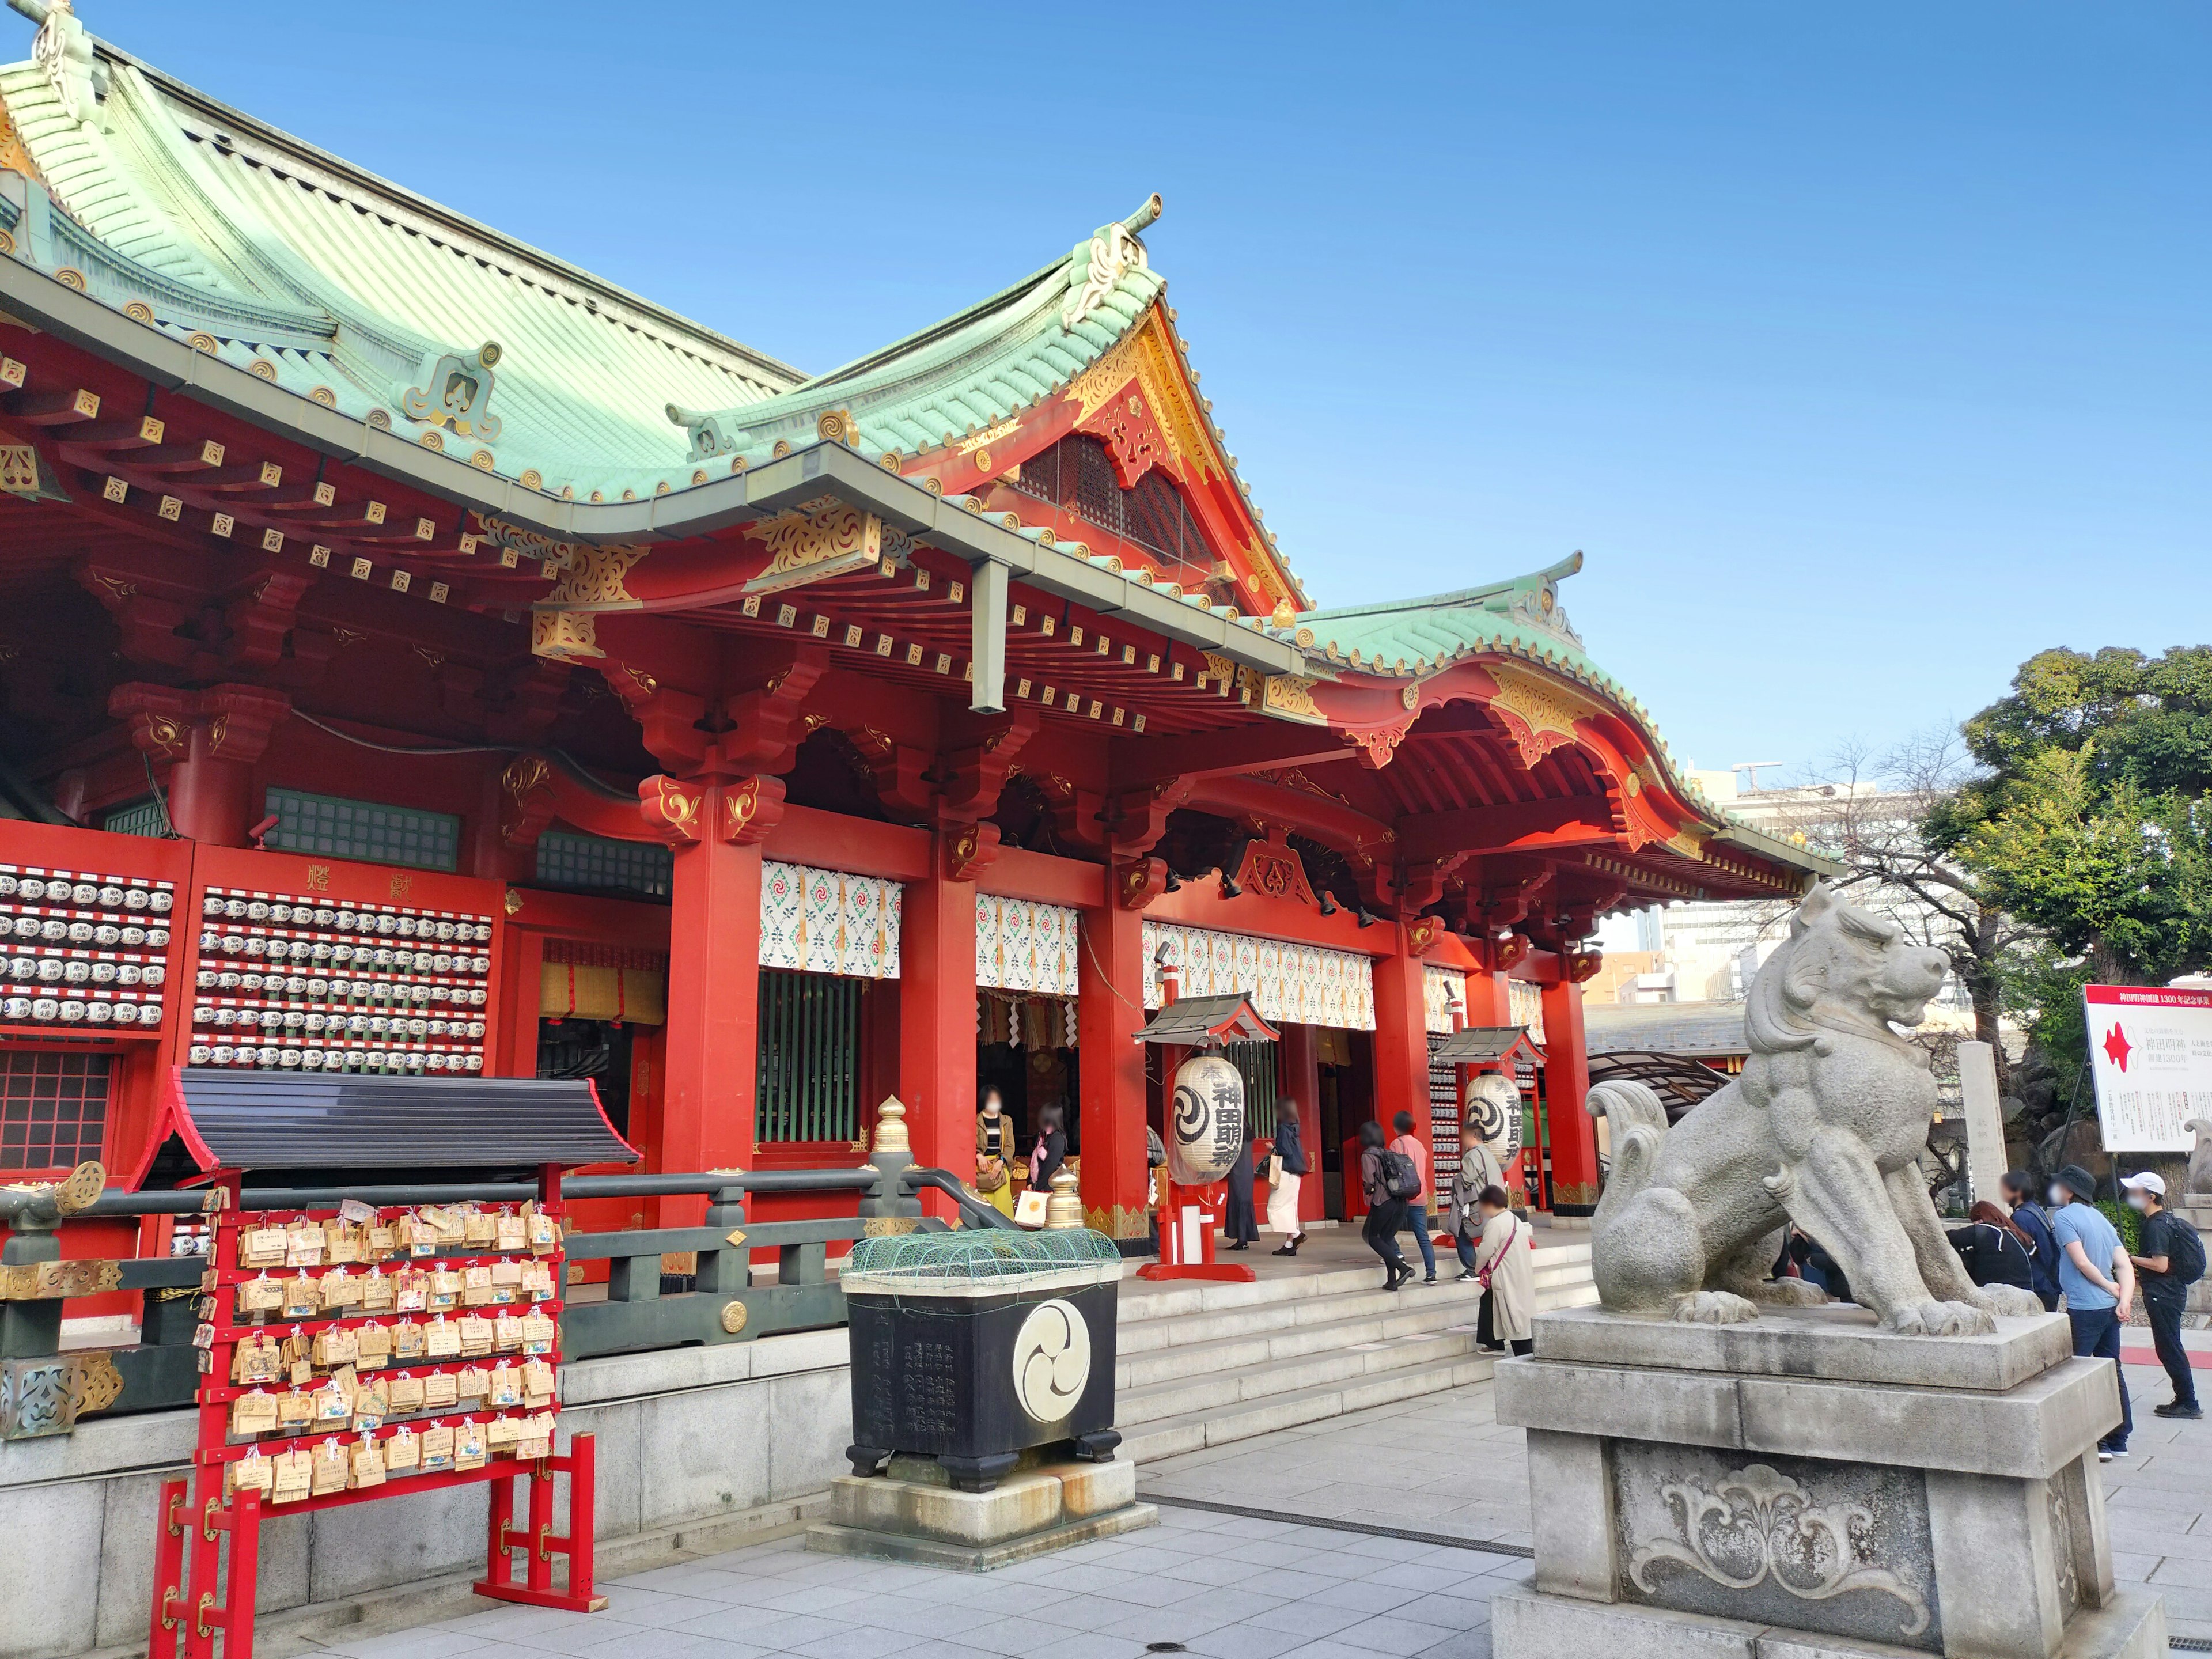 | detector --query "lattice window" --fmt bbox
[1225,1039,1279,1142]
[536,831,673,900]
[0,1049,112,1171]
[102,797,171,838]
[263,789,459,872]
[755,968,864,1145]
